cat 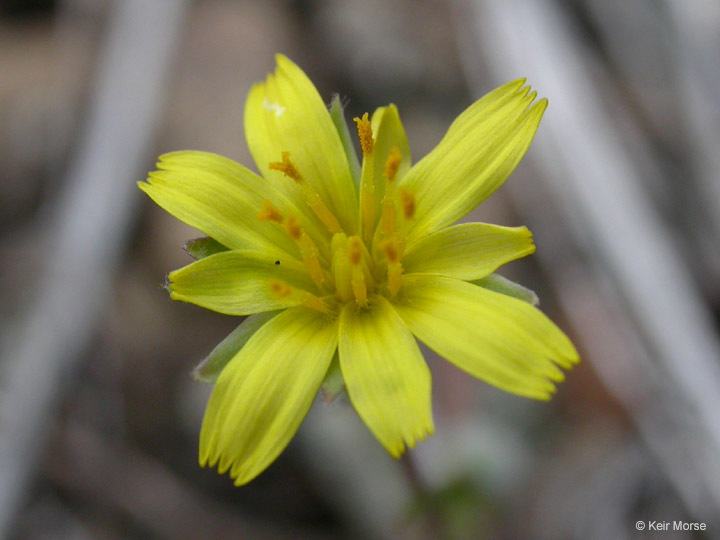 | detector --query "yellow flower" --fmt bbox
[139,55,579,486]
